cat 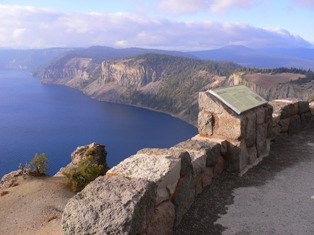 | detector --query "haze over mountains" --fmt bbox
[1,45,314,71]
[189,45,314,70]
